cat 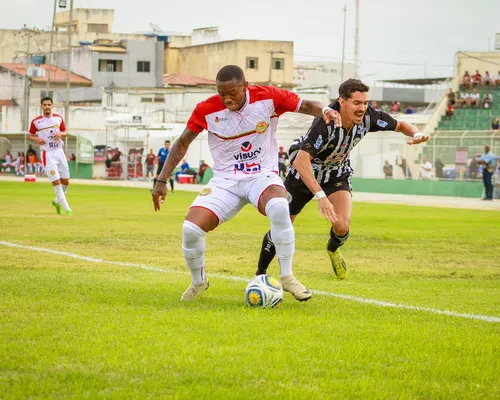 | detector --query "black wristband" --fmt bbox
[155,179,167,184]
